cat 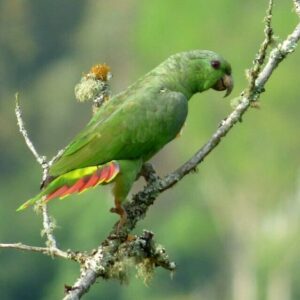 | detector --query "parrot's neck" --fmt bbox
[163,76,195,99]
[154,59,202,100]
